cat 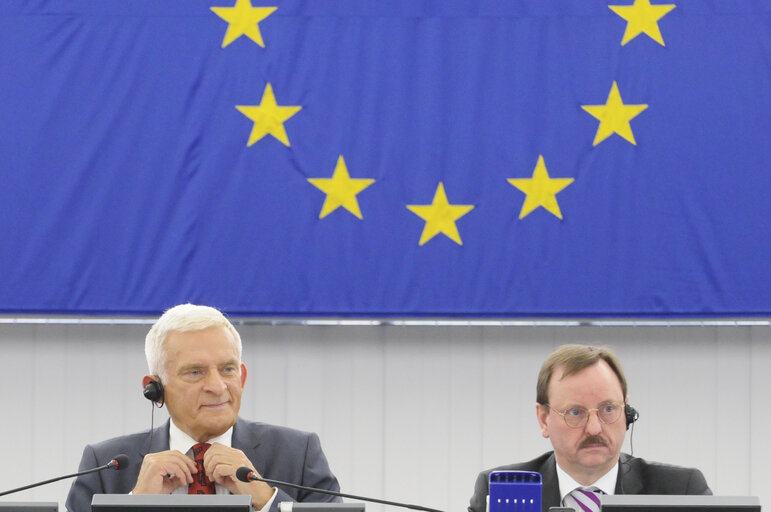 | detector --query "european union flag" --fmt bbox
[1,1,770,316]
